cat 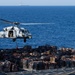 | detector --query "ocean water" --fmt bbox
[0,6,75,49]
